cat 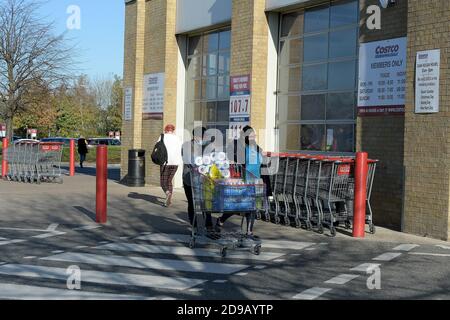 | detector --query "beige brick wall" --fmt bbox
[123,0,179,186]
[403,0,450,241]
[357,0,408,230]
[230,0,269,134]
